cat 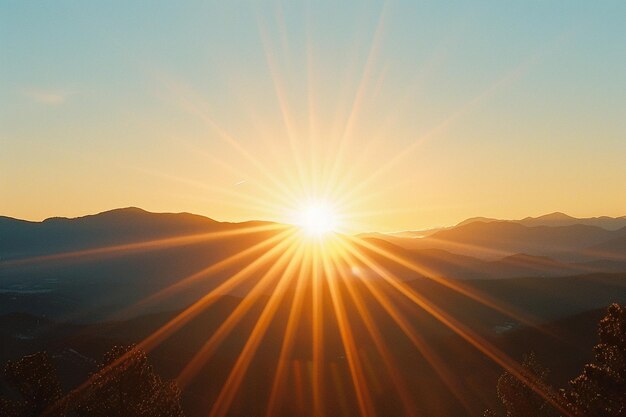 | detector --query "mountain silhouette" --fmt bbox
[0,207,271,261]
[1,208,625,322]
[367,219,626,262]
[454,212,626,230]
